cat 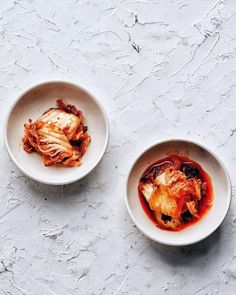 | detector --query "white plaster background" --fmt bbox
[0,0,236,294]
